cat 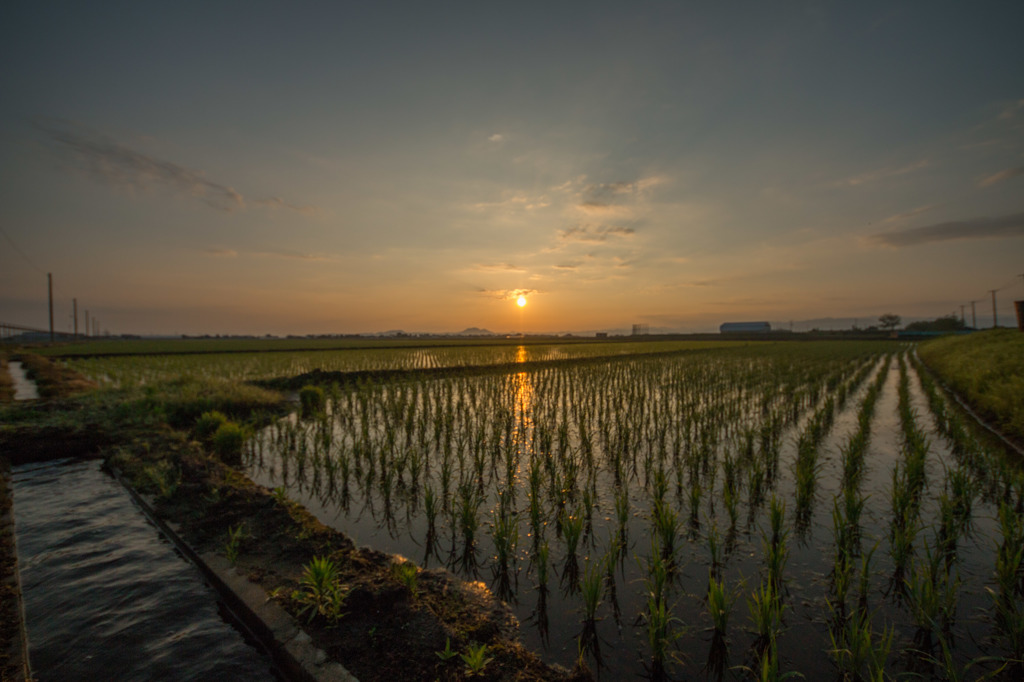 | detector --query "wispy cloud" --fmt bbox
[467,262,527,274]
[575,201,633,217]
[582,176,668,200]
[477,287,538,301]
[37,119,315,215]
[998,99,1024,121]
[488,133,504,143]
[880,204,935,225]
[979,166,1024,188]
[202,247,333,261]
[559,224,635,243]
[868,211,1024,247]
[836,160,929,187]
[469,192,550,211]
[252,196,319,216]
